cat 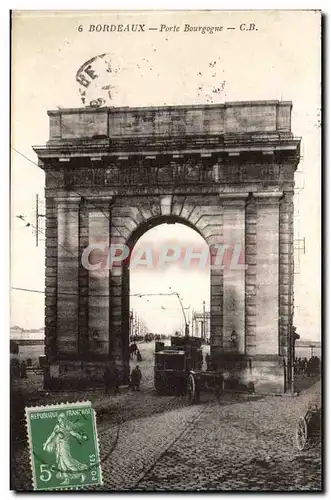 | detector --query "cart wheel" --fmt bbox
[187,374,197,405]
[296,416,308,451]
